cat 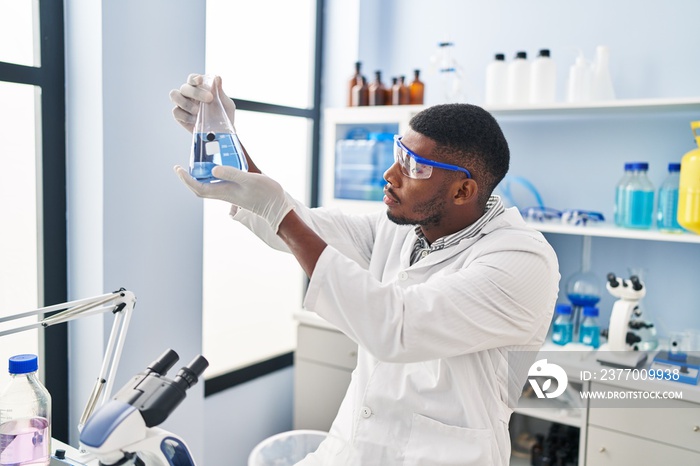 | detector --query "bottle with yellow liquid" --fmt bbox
[678,121,700,234]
